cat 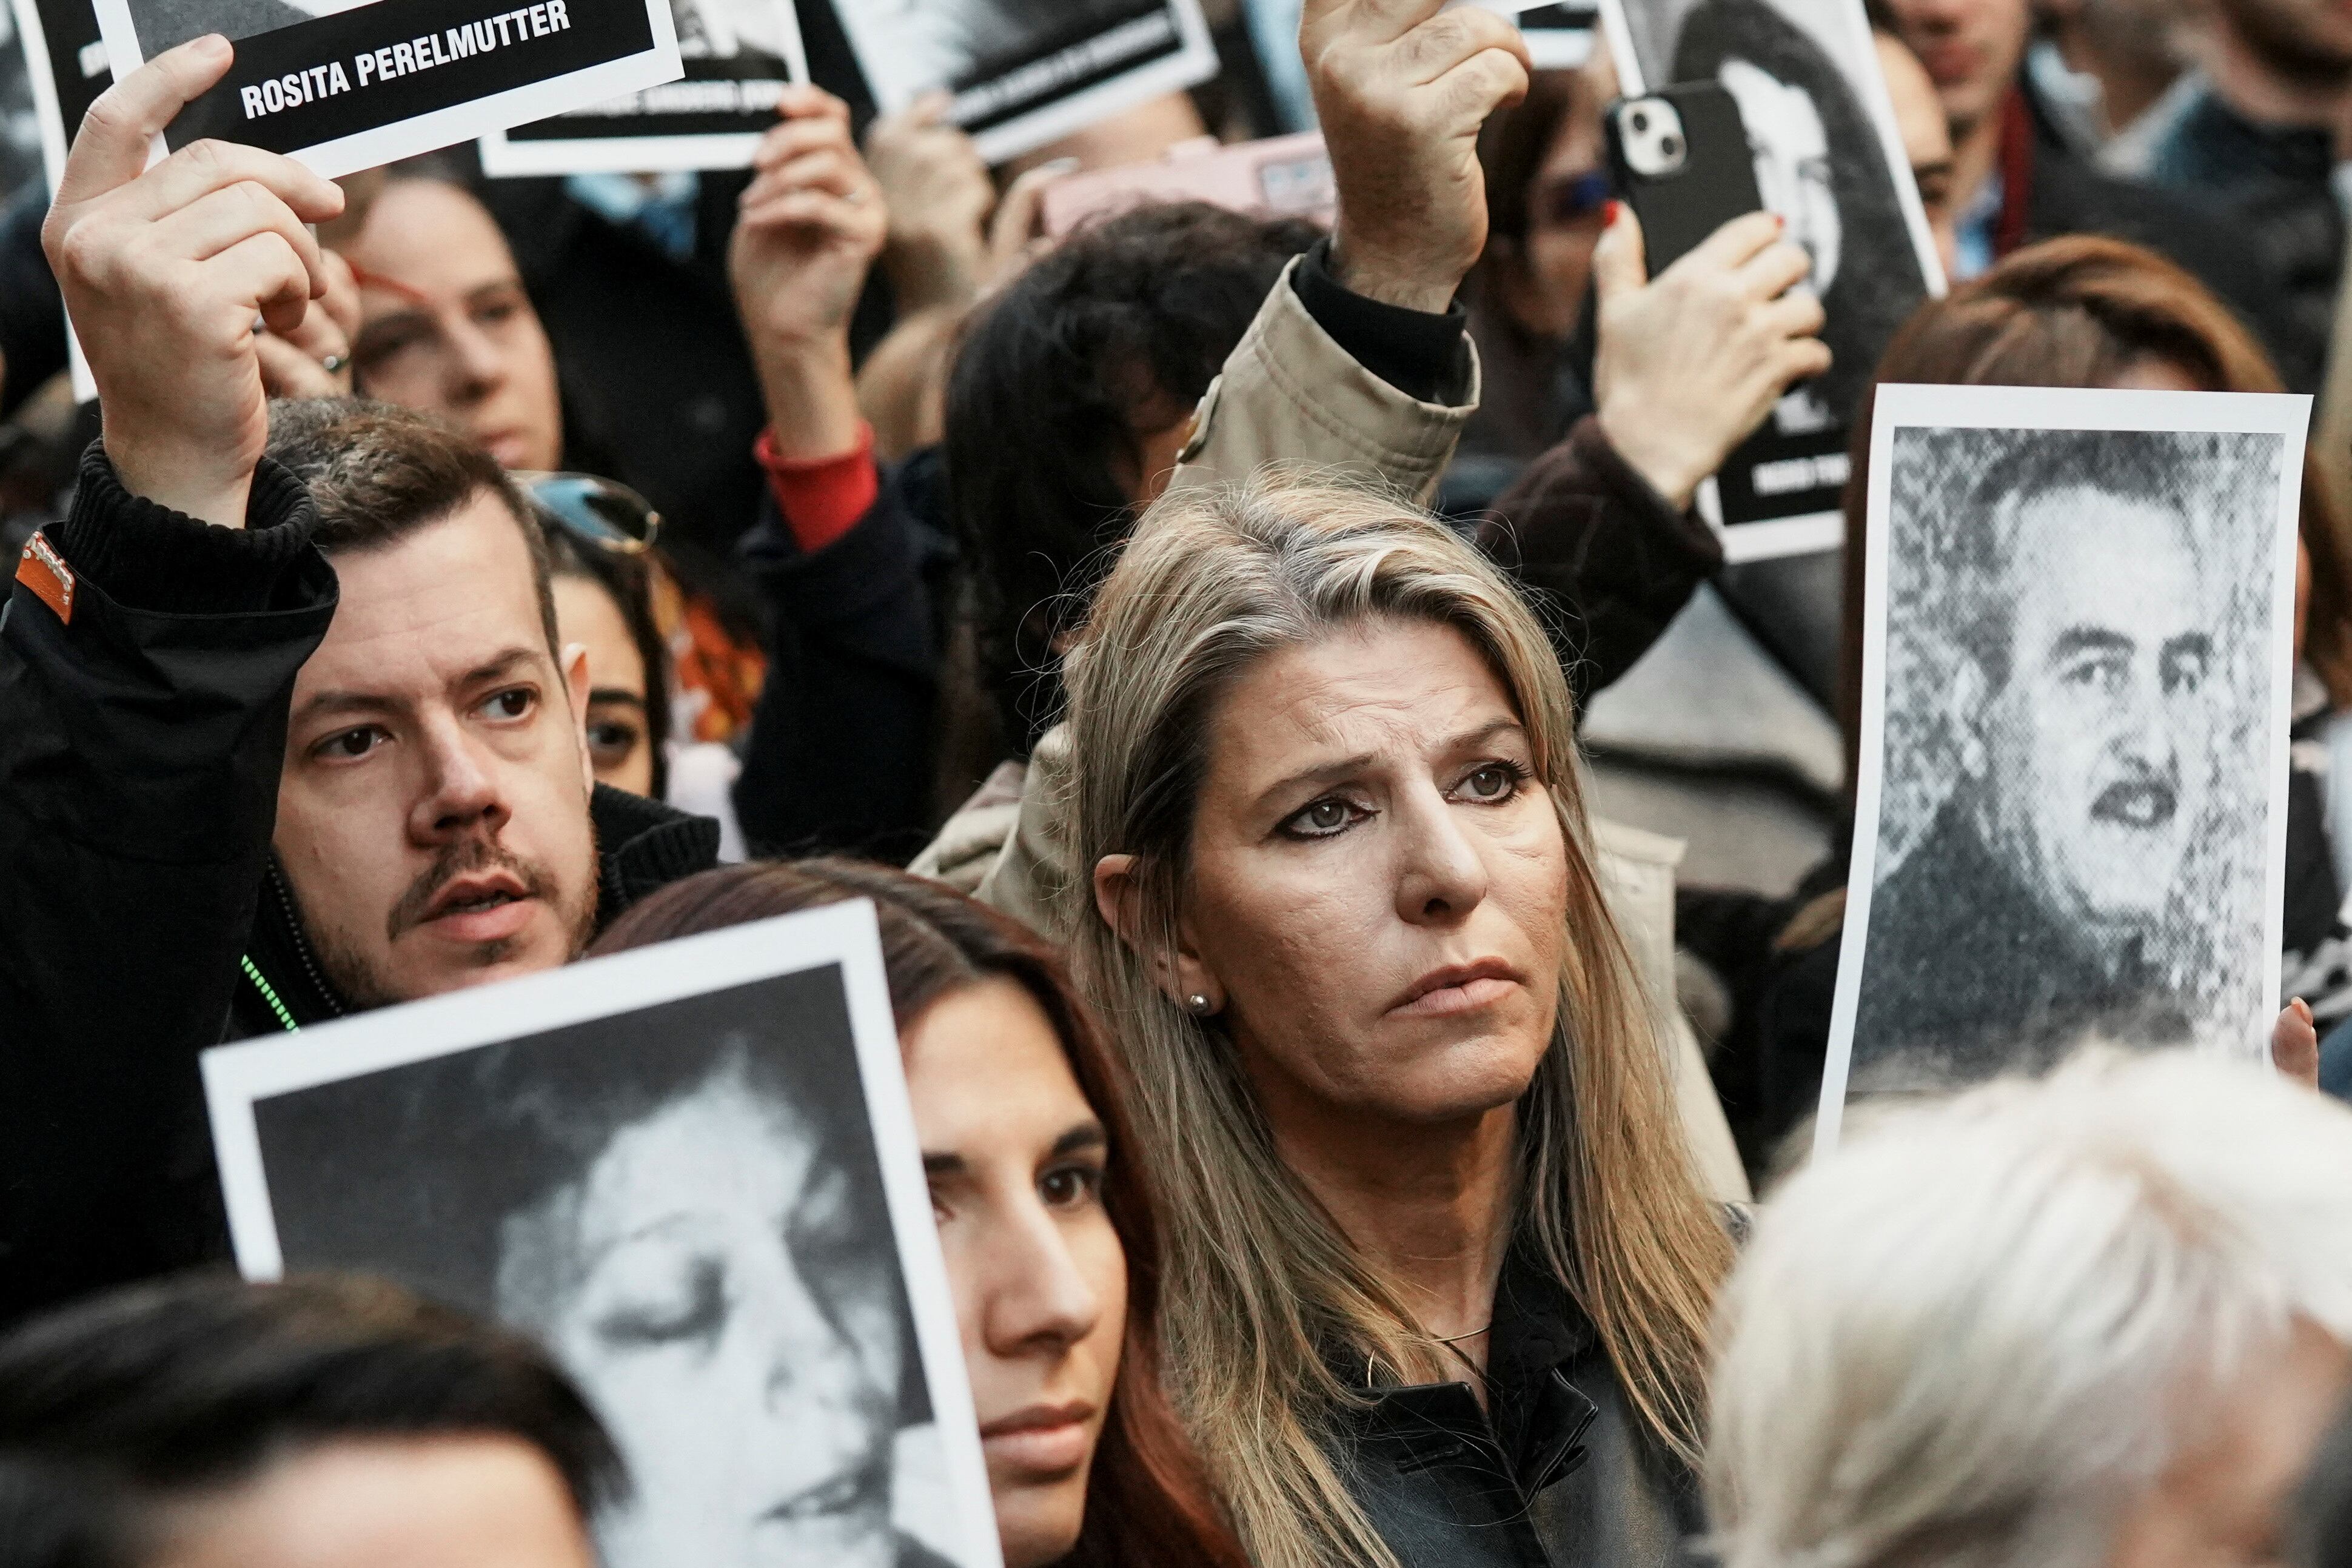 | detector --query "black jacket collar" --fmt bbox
[1330,1243,1604,1498]
[235,785,719,1037]
[1321,1242,1703,1567]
